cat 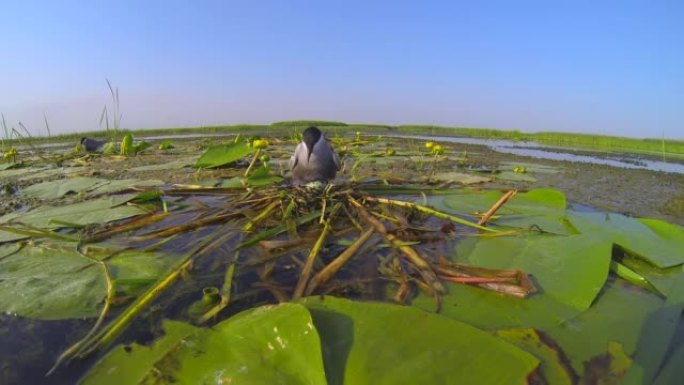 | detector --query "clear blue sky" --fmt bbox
[2,0,683,138]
